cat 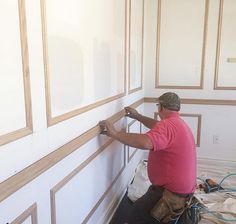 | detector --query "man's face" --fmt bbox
[156,101,164,119]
